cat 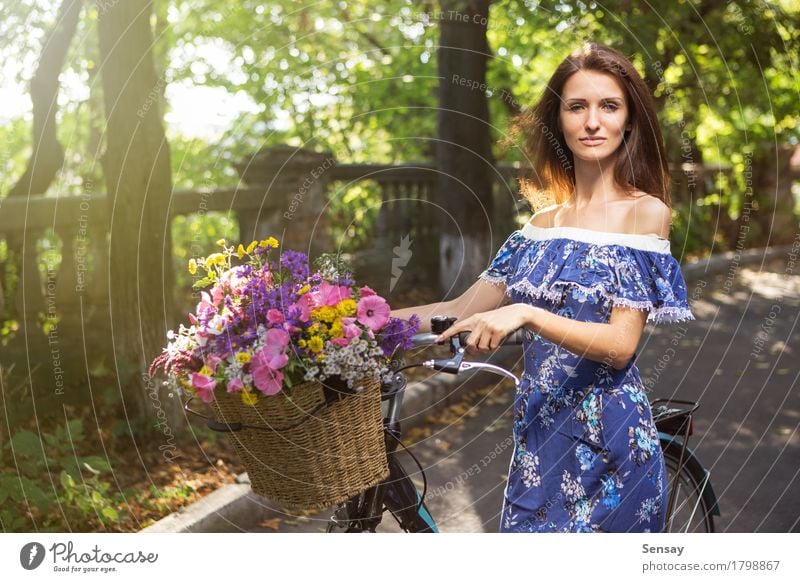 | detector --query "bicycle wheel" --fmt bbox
[661,440,716,533]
